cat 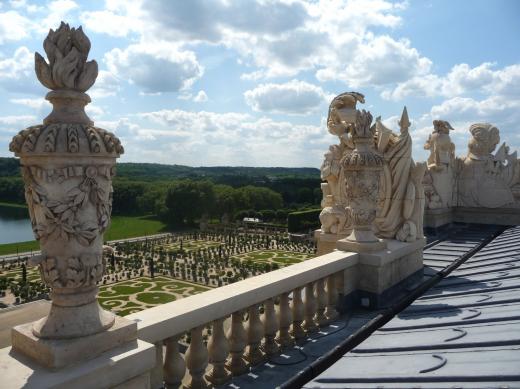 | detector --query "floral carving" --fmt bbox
[40,257,61,288]
[23,165,111,246]
[39,255,104,288]
[35,22,98,92]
